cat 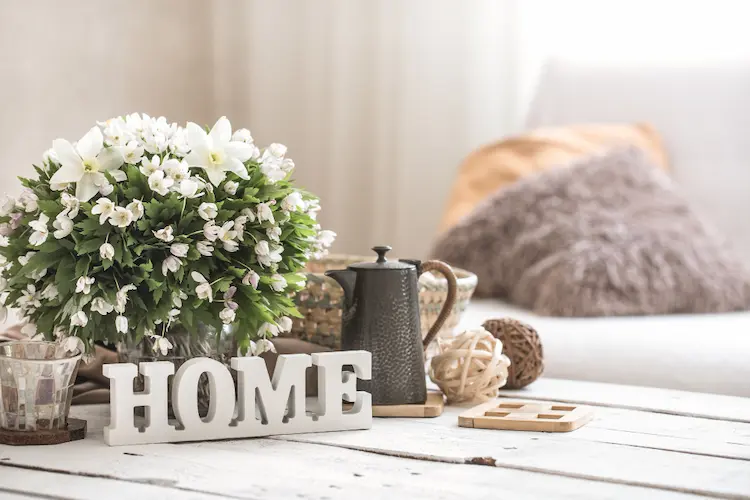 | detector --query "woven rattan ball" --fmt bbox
[482,318,544,389]
[429,327,510,403]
